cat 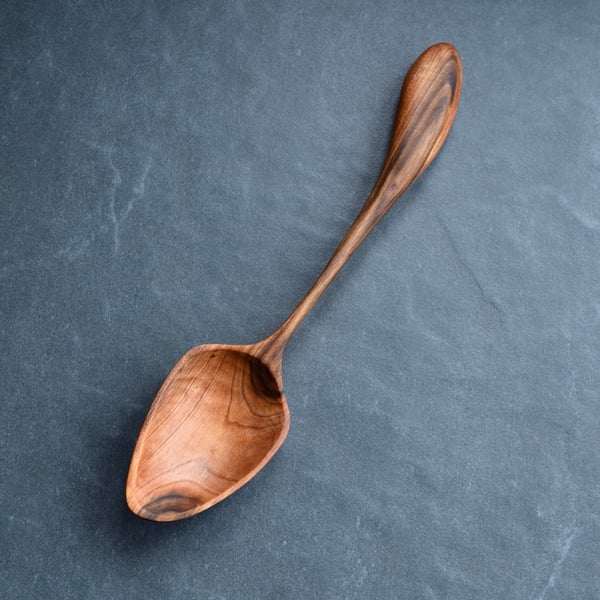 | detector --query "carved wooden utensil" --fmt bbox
[127,43,462,521]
